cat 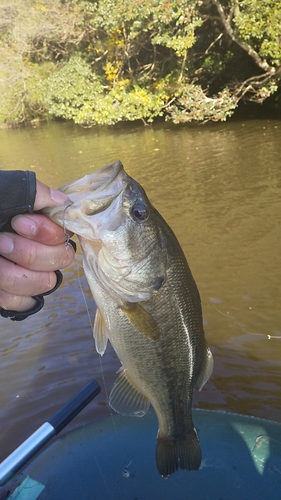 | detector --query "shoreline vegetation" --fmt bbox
[0,0,280,128]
